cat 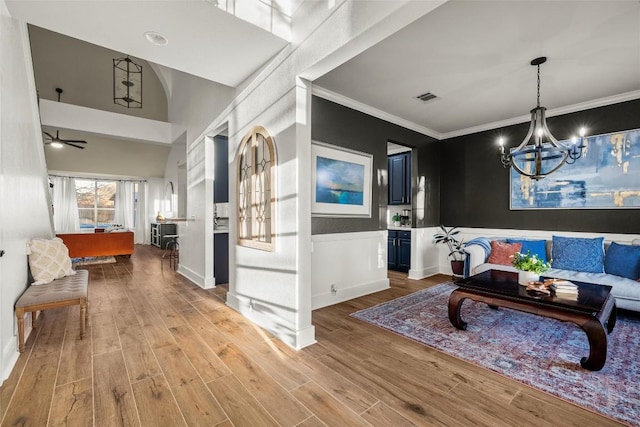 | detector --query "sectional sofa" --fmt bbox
[464,236,640,312]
